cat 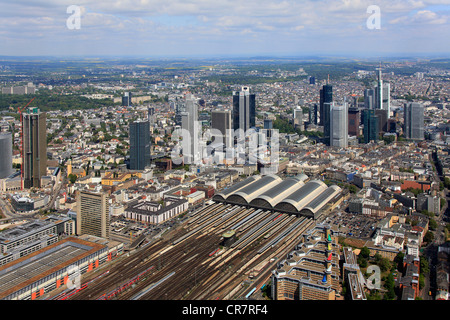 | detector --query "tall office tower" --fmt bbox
[293,107,303,125]
[404,102,424,140]
[174,97,186,126]
[129,120,151,170]
[233,86,256,136]
[348,107,360,136]
[22,107,47,189]
[364,88,375,109]
[147,107,155,127]
[382,82,390,116]
[375,67,383,110]
[309,76,316,85]
[330,102,348,148]
[76,190,110,239]
[309,104,318,125]
[181,94,200,163]
[211,110,232,149]
[122,92,132,107]
[263,119,273,130]
[0,132,12,179]
[323,102,332,146]
[319,84,332,126]
[375,109,388,133]
[363,109,379,144]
